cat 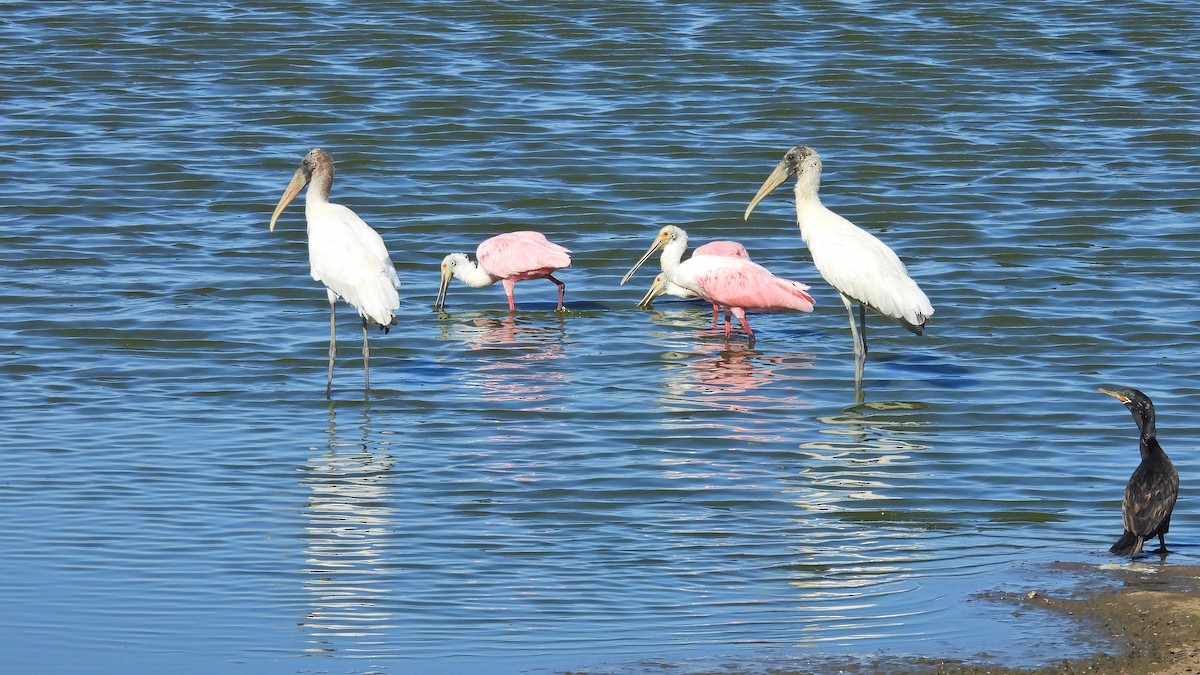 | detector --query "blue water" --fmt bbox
[3,2,1200,673]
